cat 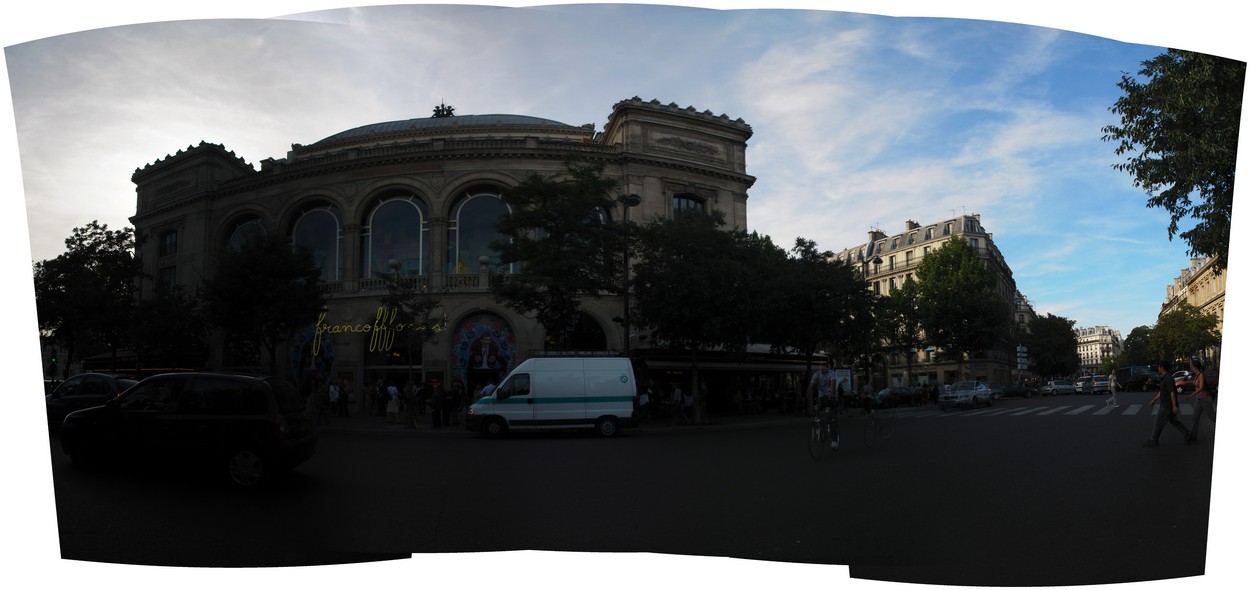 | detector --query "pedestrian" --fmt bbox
[373,378,386,417]
[1144,360,1192,447]
[337,379,352,417]
[430,381,446,429]
[327,379,341,417]
[386,382,401,423]
[670,384,686,426]
[1185,359,1216,444]
[1106,372,1120,408]
[404,381,420,428]
[448,381,464,426]
[638,384,652,423]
